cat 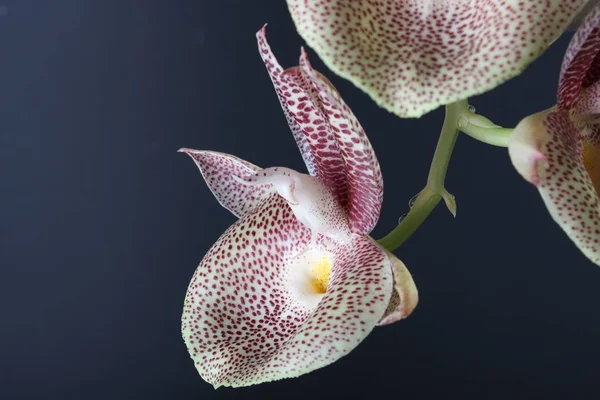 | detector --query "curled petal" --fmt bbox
[181,194,394,387]
[299,49,383,234]
[558,2,600,108]
[510,109,600,265]
[288,0,586,118]
[179,149,274,218]
[257,26,349,209]
[378,248,418,326]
